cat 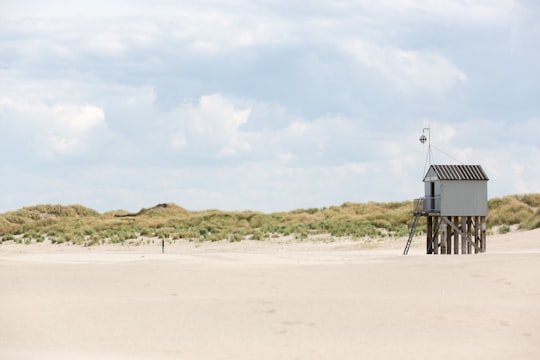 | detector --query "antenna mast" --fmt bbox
[419,127,432,166]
